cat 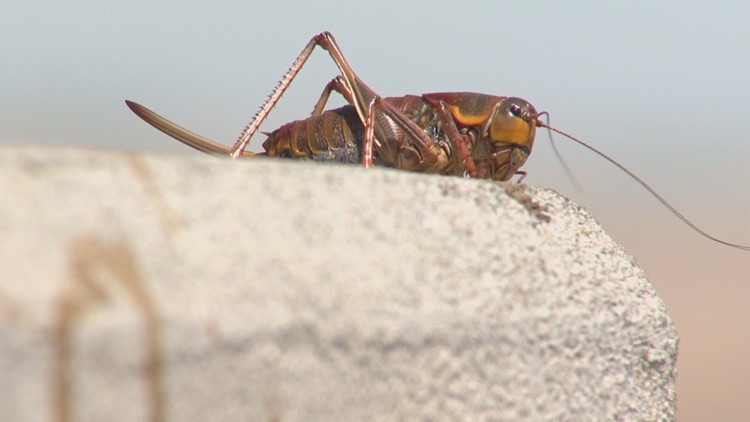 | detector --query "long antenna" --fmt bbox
[537,112,582,191]
[536,120,750,252]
